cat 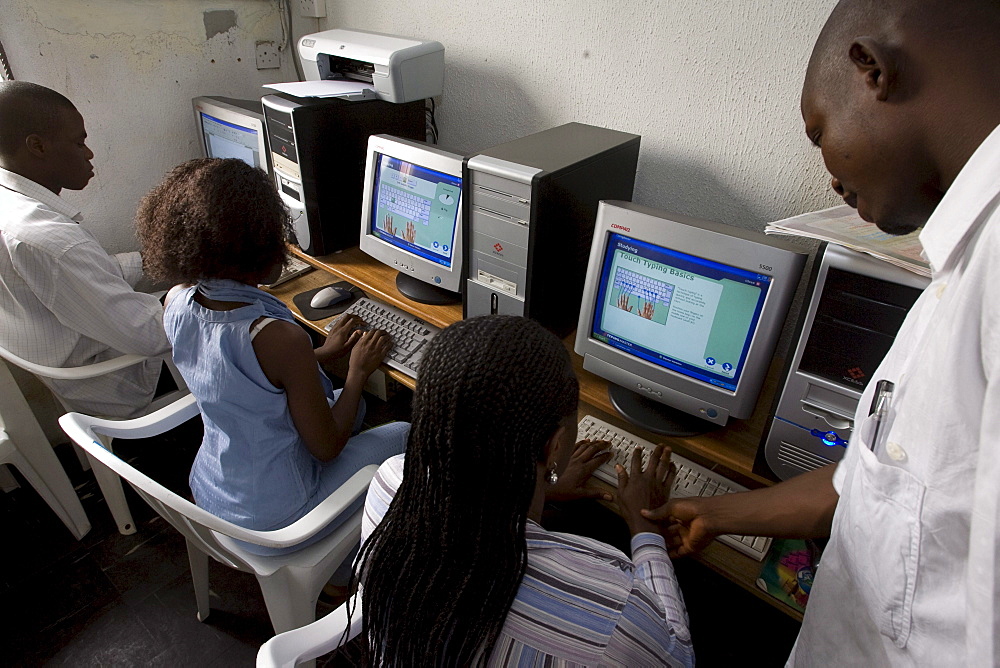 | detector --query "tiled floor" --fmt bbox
[2,388,800,667]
